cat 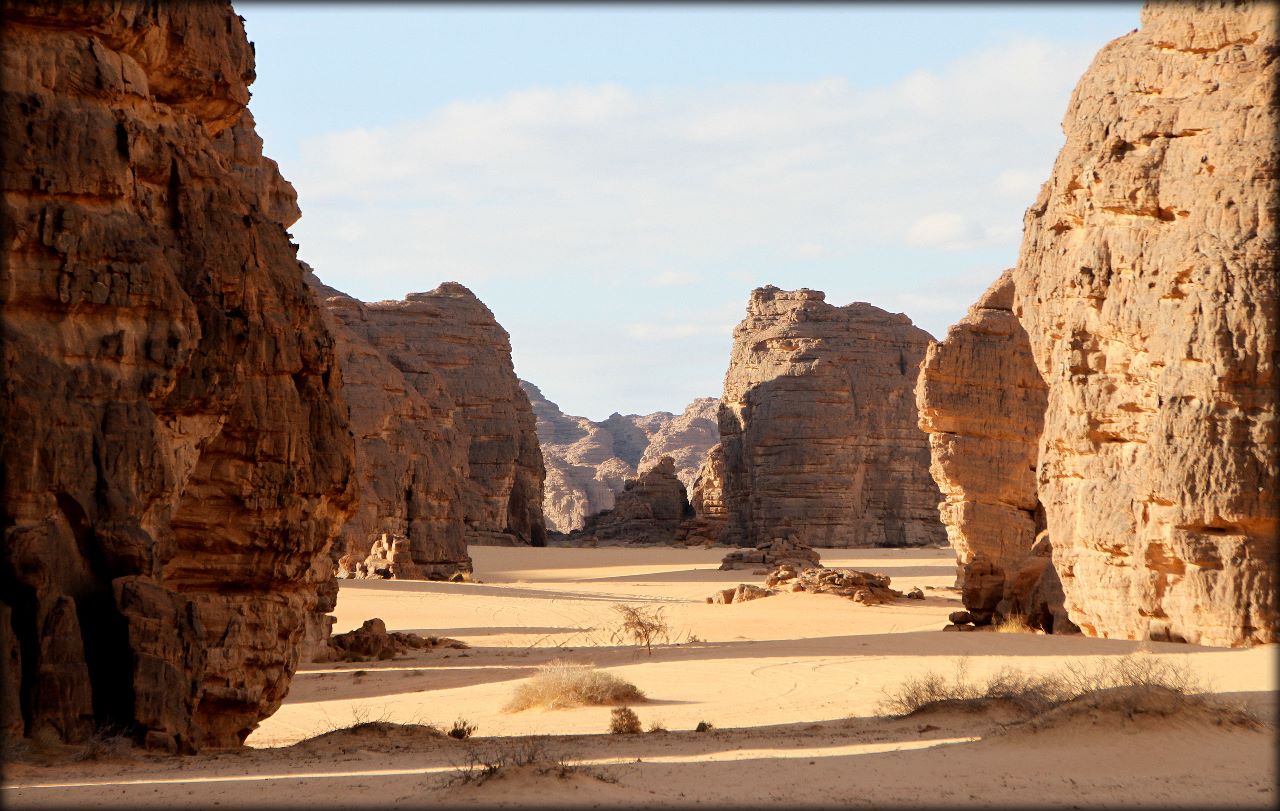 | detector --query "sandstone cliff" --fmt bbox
[1011,1,1277,646]
[916,271,1074,632]
[702,287,946,548]
[358,285,546,547]
[305,273,472,582]
[0,1,355,750]
[522,382,717,533]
